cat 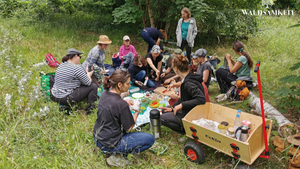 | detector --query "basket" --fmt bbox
[40,72,55,101]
